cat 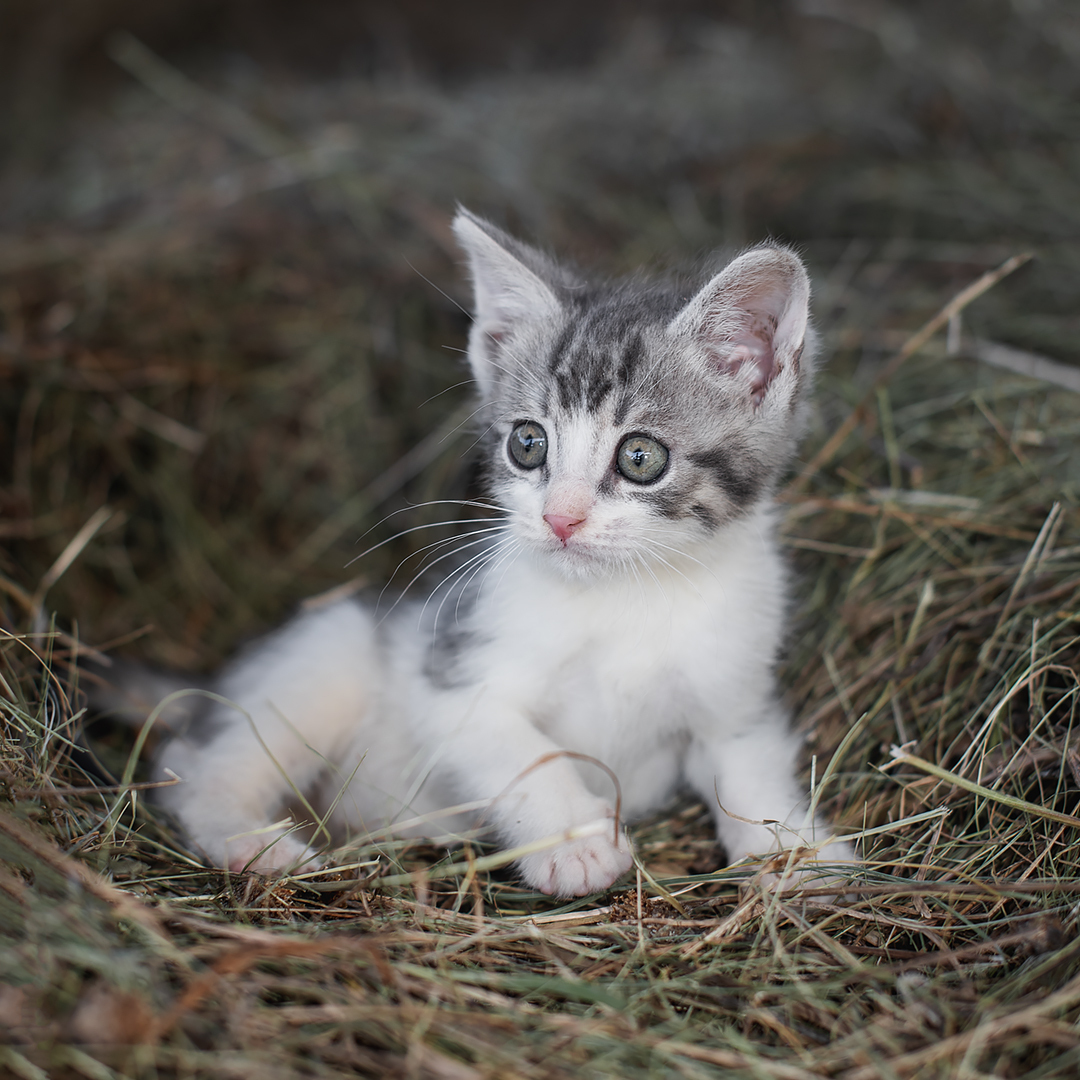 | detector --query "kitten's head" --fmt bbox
[452,208,816,581]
